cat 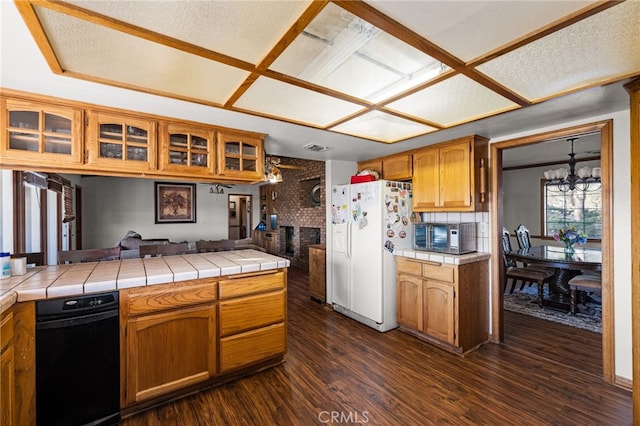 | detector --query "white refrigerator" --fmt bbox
[331,180,413,332]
